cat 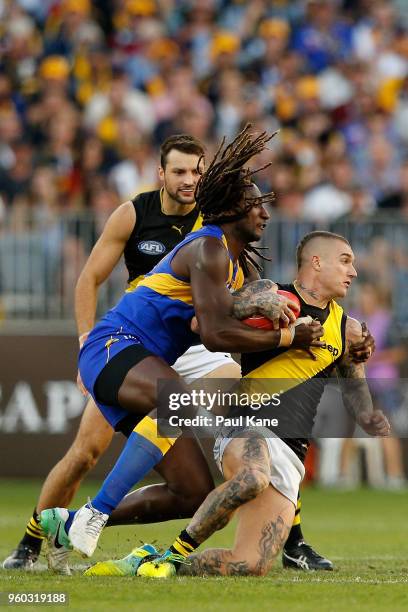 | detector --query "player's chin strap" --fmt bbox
[278,316,313,348]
